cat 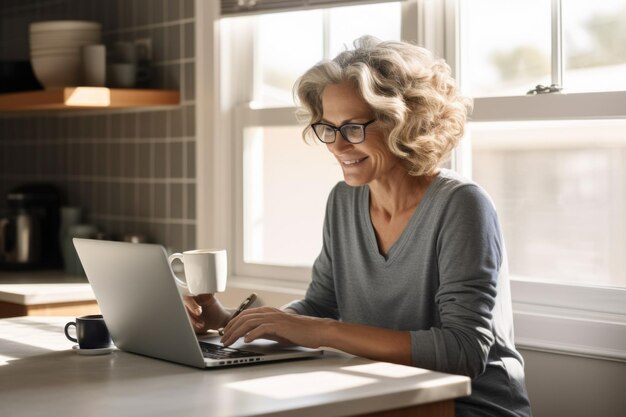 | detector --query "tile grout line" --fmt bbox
[180,16,188,250]
[106,113,113,234]
[165,123,171,248]
[136,112,142,235]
